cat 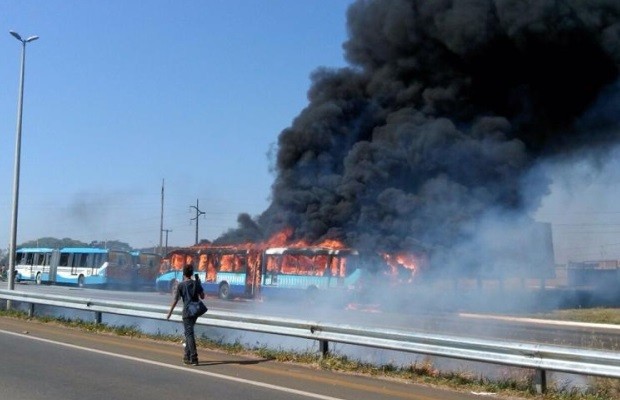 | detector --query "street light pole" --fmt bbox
[7,31,39,291]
